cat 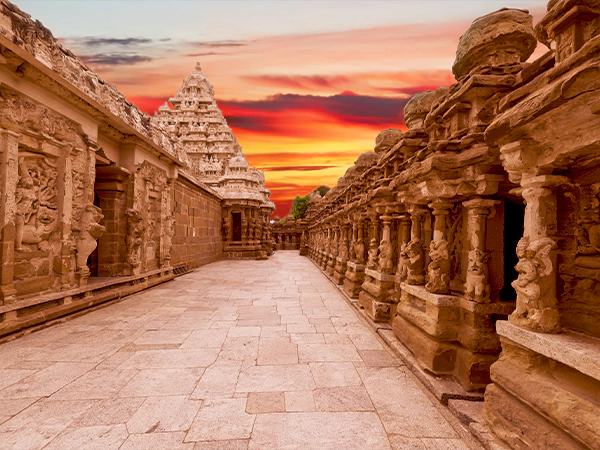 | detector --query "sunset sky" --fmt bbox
[18,0,548,216]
